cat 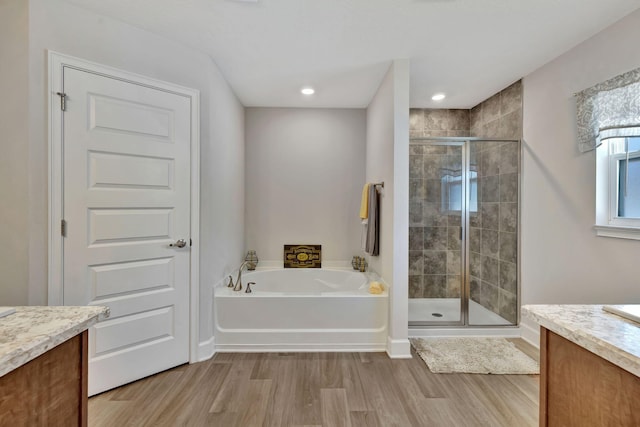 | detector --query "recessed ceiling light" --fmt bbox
[432,93,446,101]
[301,87,315,95]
